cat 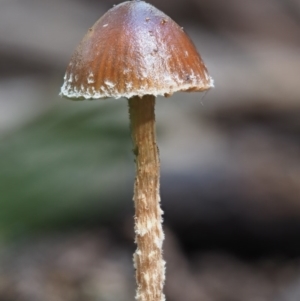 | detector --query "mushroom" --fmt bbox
[60,1,213,301]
